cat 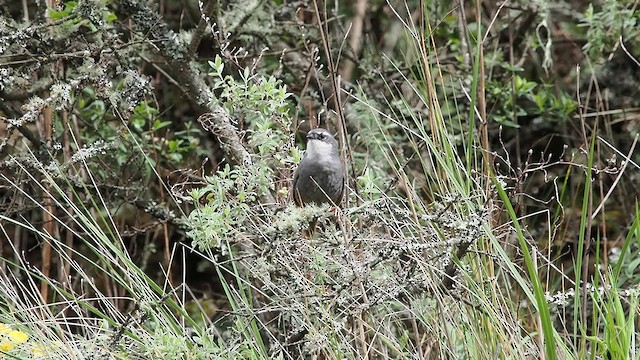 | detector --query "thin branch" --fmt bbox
[188,0,219,57]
